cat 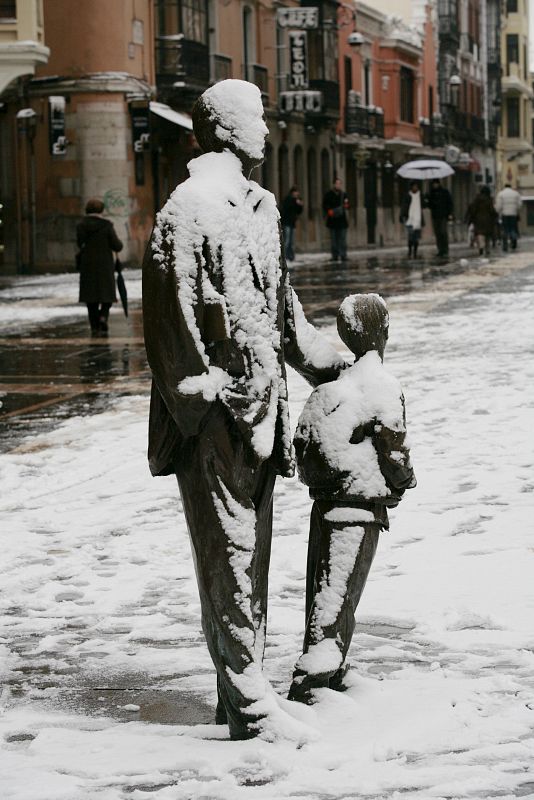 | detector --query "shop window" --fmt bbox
[293,145,304,193]
[321,148,331,197]
[278,145,289,201]
[261,143,273,192]
[307,148,317,220]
